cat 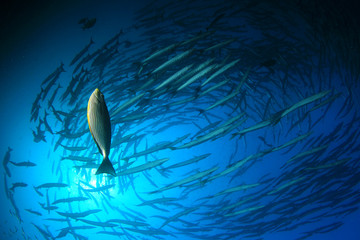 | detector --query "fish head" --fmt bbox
[93,88,104,102]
